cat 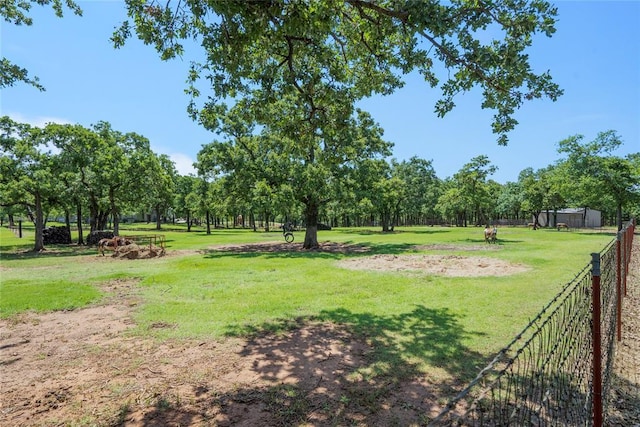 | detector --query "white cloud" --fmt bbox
[4,113,74,155]
[168,152,197,176]
[6,112,73,128]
